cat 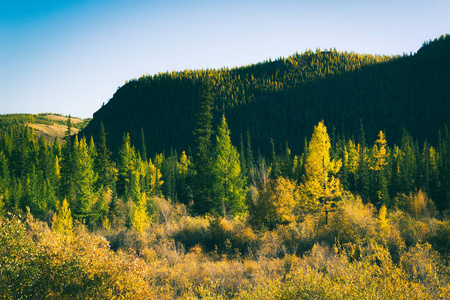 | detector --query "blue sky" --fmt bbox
[1,0,449,119]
